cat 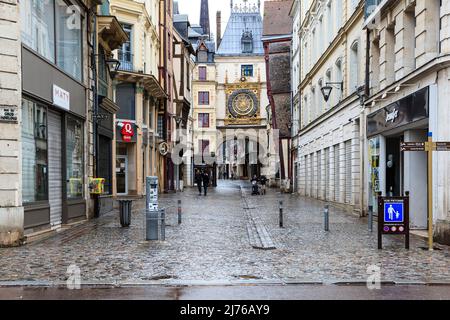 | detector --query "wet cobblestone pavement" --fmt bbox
[0,180,449,285]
